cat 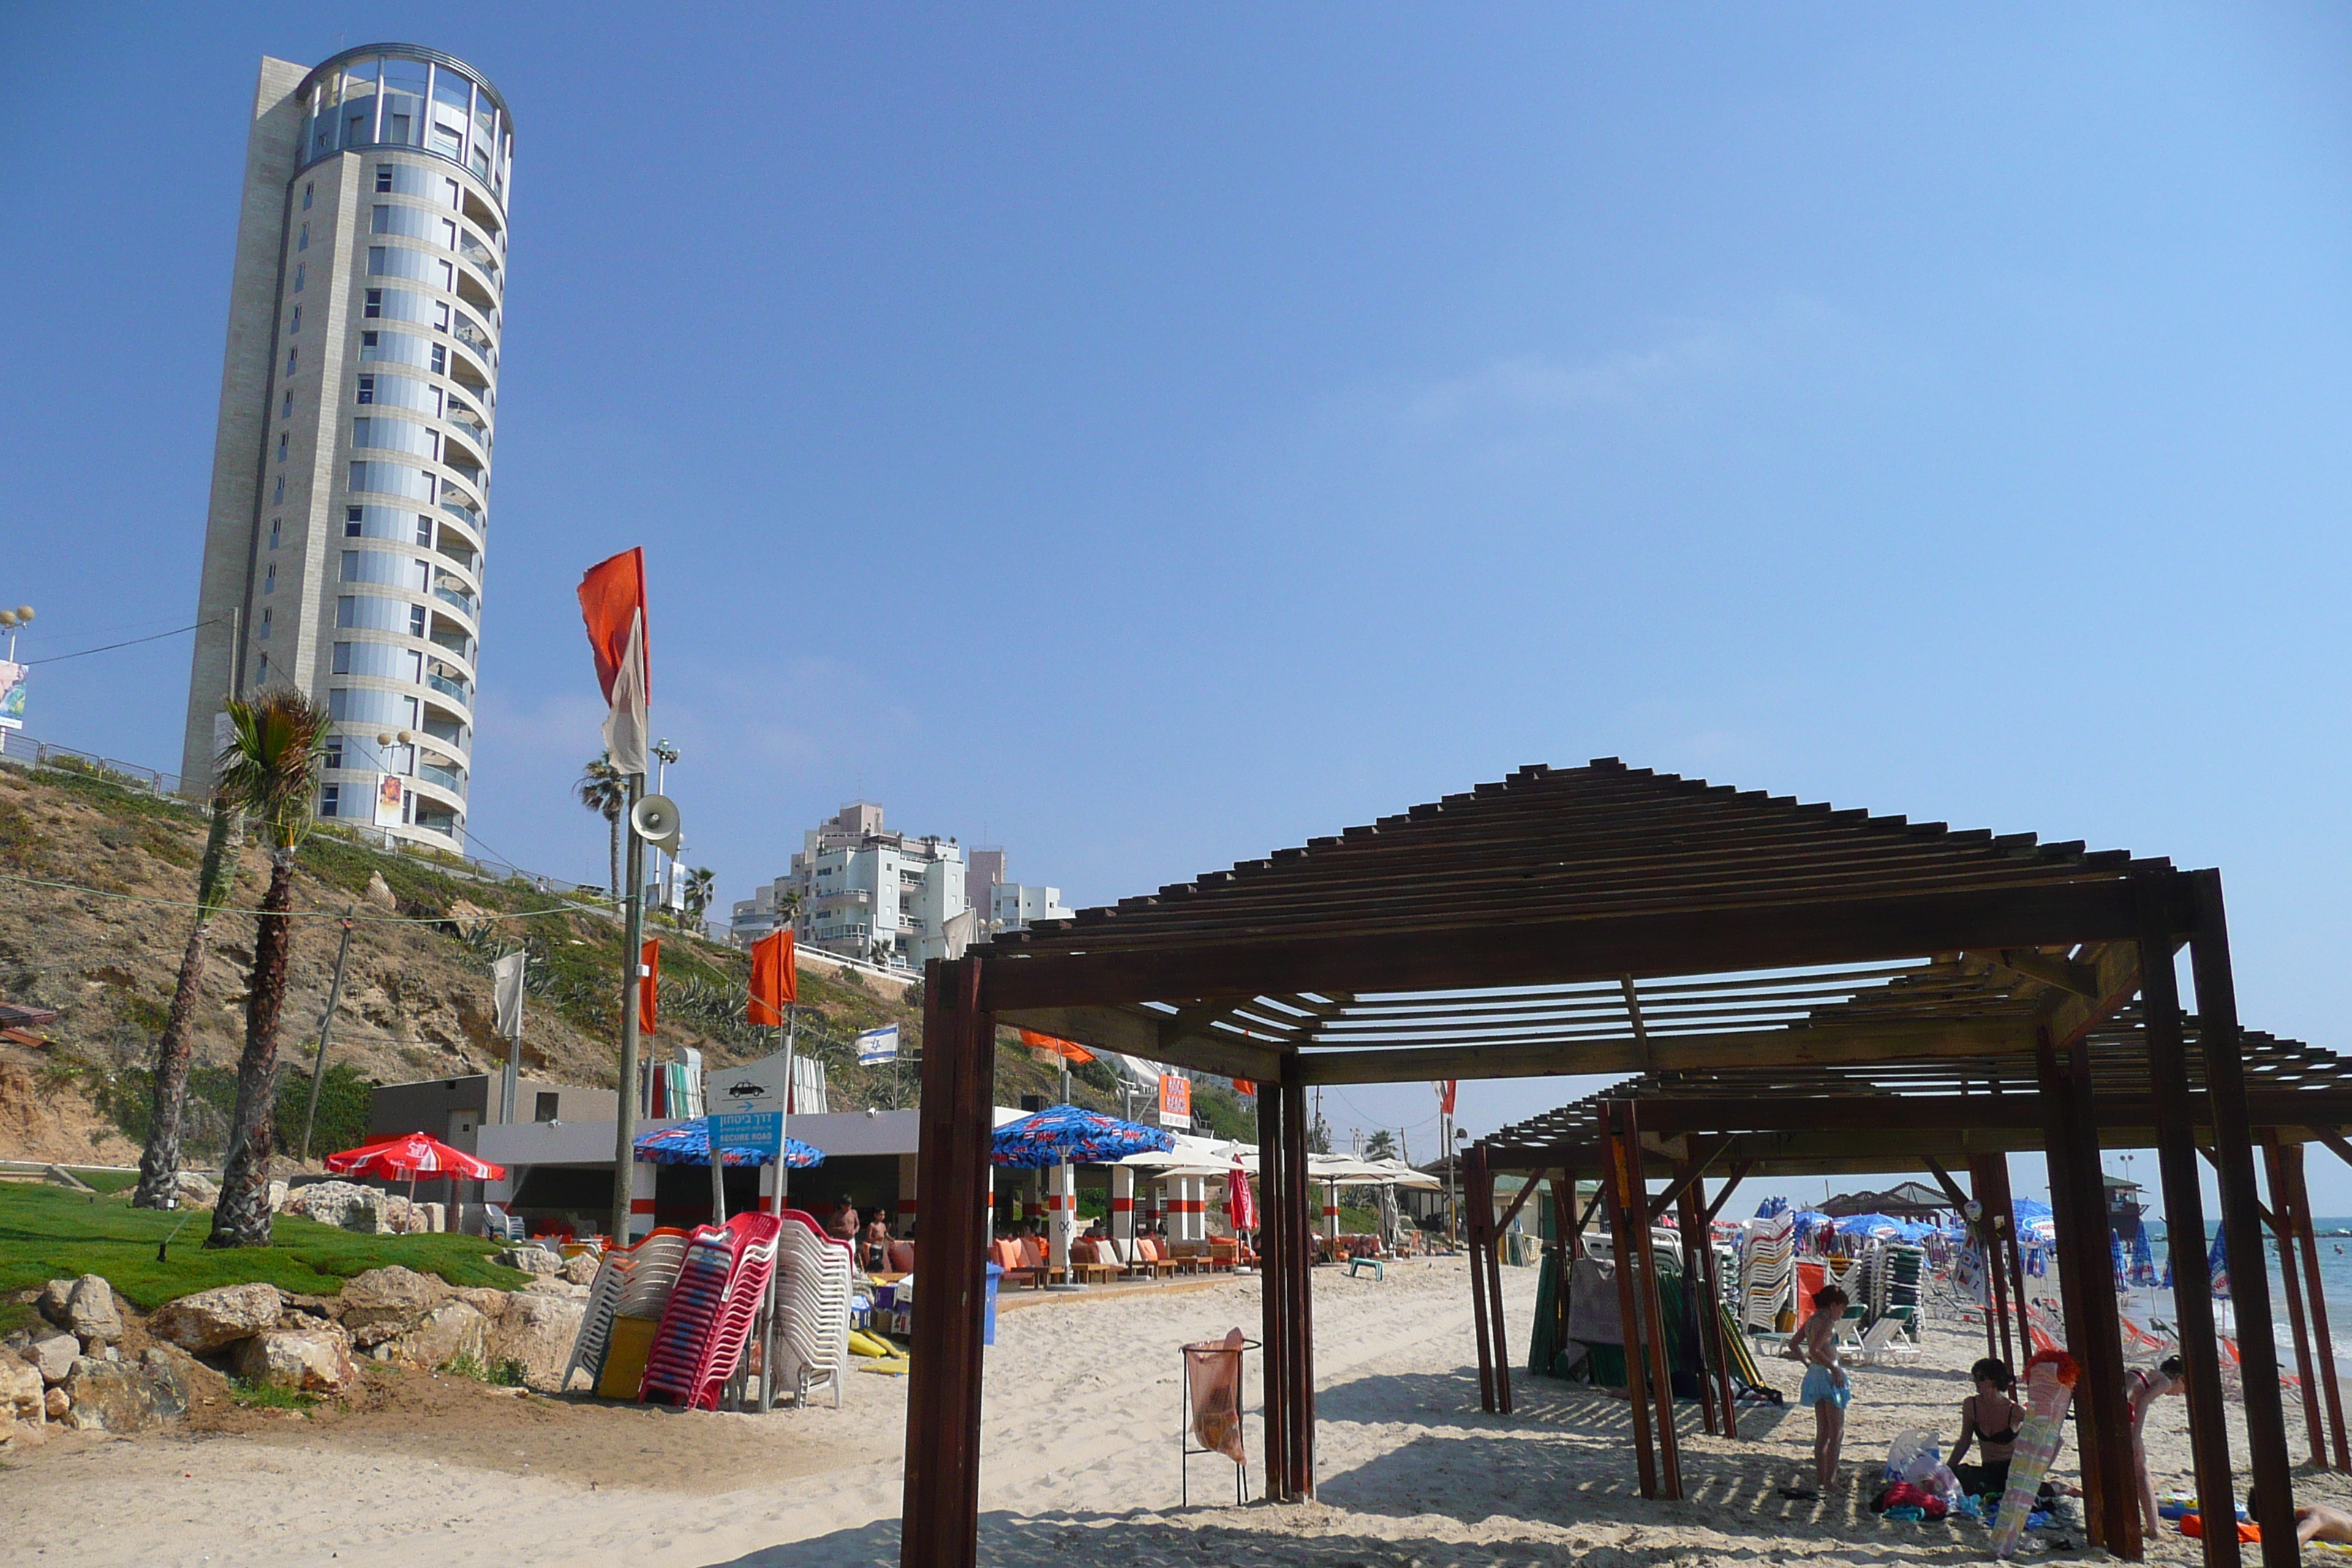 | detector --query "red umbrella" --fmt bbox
[325,1132,507,1218]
